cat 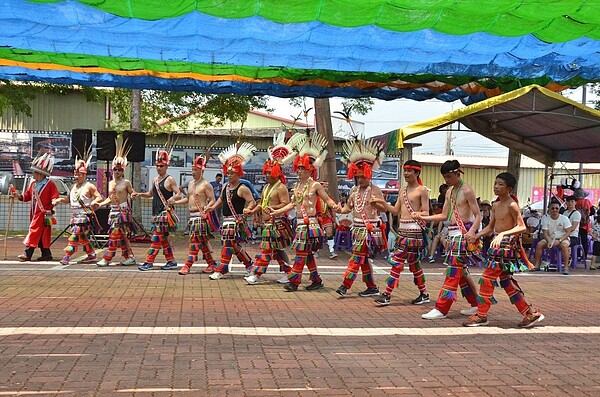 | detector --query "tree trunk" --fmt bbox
[130,90,142,221]
[506,148,521,194]
[314,98,339,201]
